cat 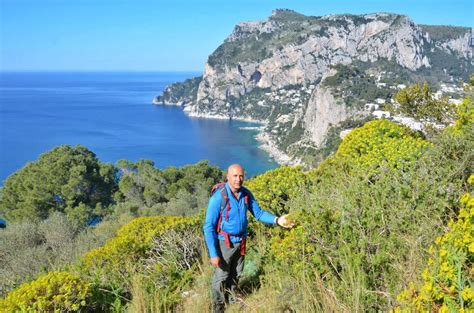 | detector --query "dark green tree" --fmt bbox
[392,82,455,125]
[0,145,117,224]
